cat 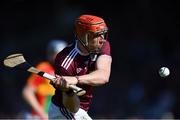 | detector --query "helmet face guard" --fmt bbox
[75,15,108,54]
